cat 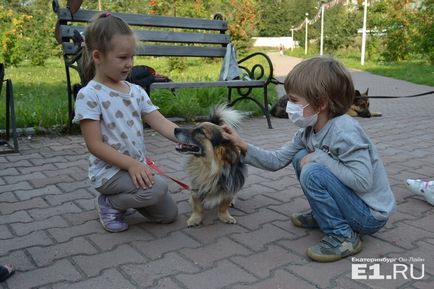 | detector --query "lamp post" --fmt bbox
[305,13,309,55]
[320,2,325,55]
[361,0,368,65]
[291,26,294,51]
